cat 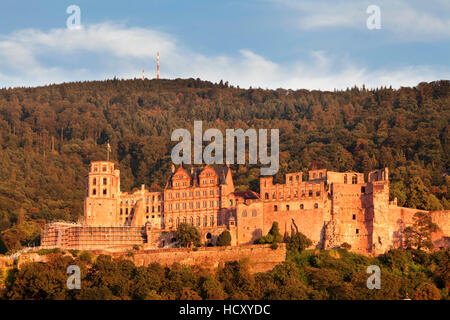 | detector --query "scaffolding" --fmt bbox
[41,223,146,250]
